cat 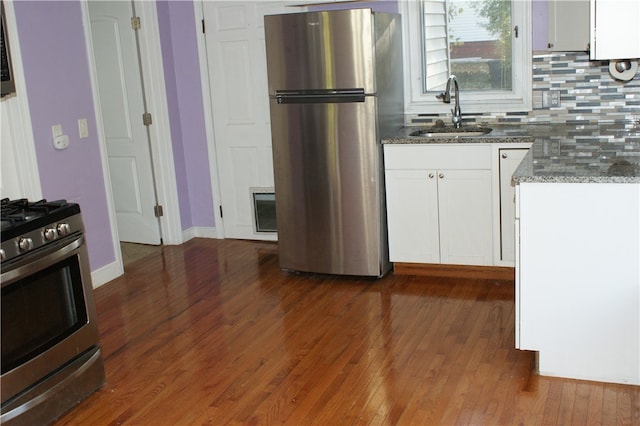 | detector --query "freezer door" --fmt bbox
[269,96,388,276]
[264,9,375,94]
